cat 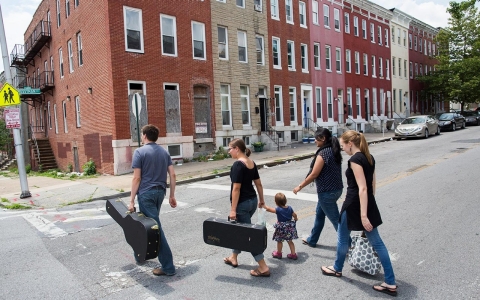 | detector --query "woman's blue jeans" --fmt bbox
[333,212,396,285]
[137,187,176,275]
[232,197,265,262]
[305,189,342,246]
